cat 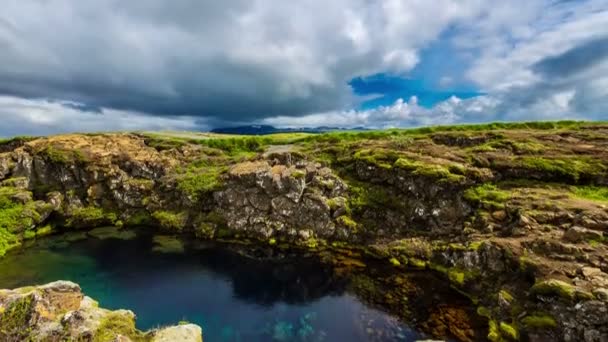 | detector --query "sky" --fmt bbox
[0,0,607,136]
